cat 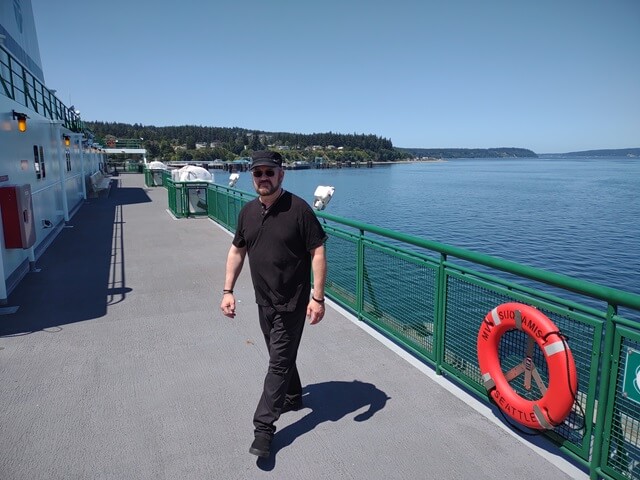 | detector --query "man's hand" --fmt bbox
[307,299,325,325]
[221,293,236,318]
